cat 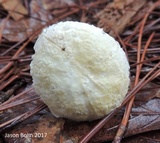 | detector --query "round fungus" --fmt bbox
[30,21,130,121]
